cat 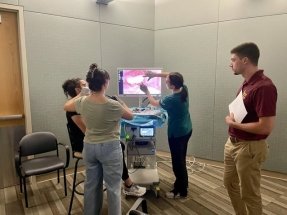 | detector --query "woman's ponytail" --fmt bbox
[169,72,187,102]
